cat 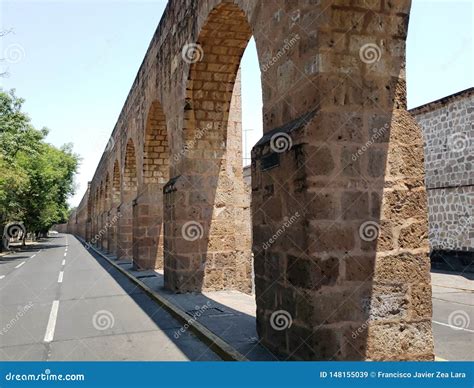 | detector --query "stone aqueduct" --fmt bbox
[67,0,434,360]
